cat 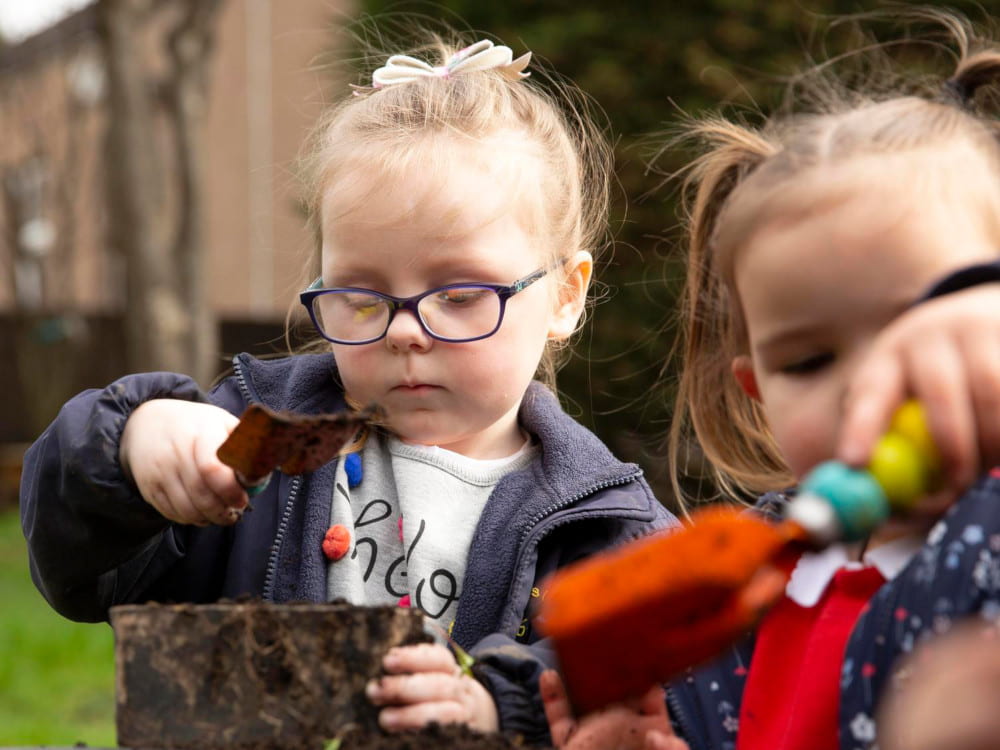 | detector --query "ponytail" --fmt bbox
[945,50,1000,111]
[668,118,789,511]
